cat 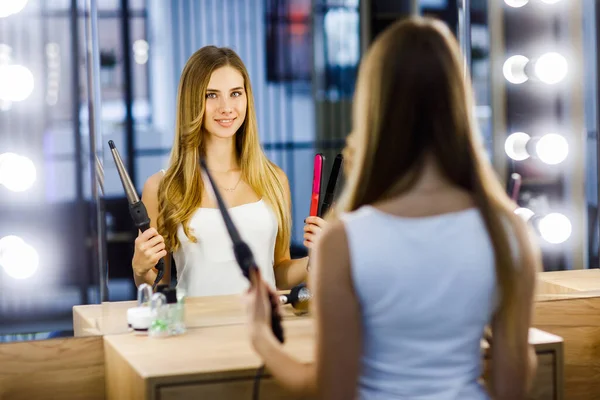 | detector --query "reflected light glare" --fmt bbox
[0,0,28,18]
[505,132,531,161]
[503,55,529,84]
[504,0,529,8]
[133,39,149,53]
[0,235,38,279]
[514,207,535,222]
[0,64,34,101]
[538,213,572,244]
[0,152,36,192]
[540,0,561,3]
[534,52,568,84]
[535,134,568,165]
